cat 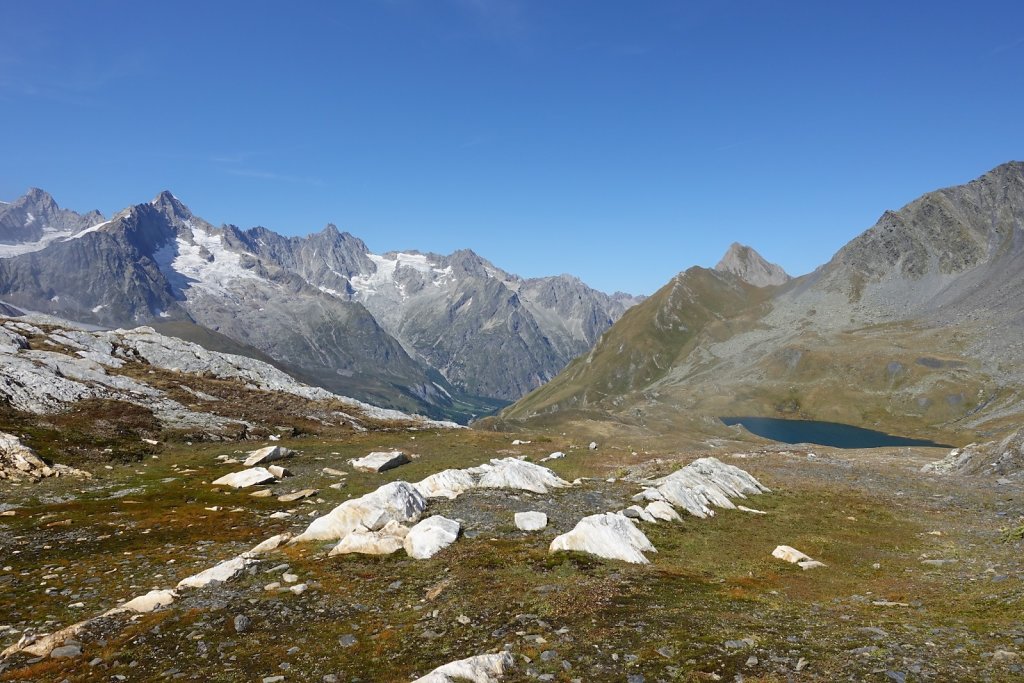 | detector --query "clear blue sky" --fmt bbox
[2,1,1022,295]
